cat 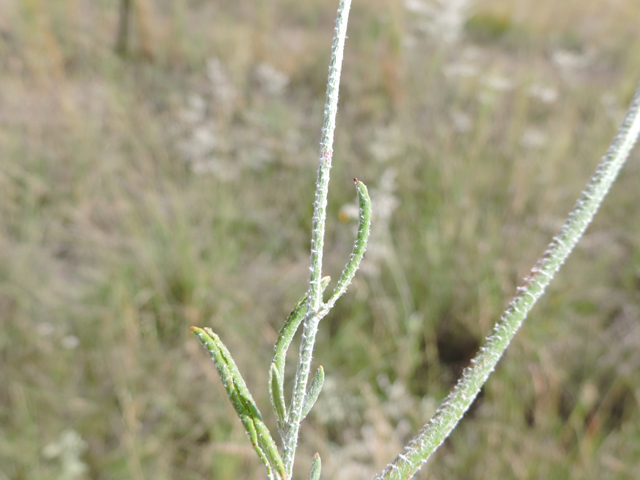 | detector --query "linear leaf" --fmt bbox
[190,327,249,416]
[272,293,308,381]
[269,362,287,427]
[308,452,321,480]
[326,179,371,309]
[191,327,285,479]
[254,418,288,480]
[272,277,331,382]
[302,366,324,420]
[242,416,275,480]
